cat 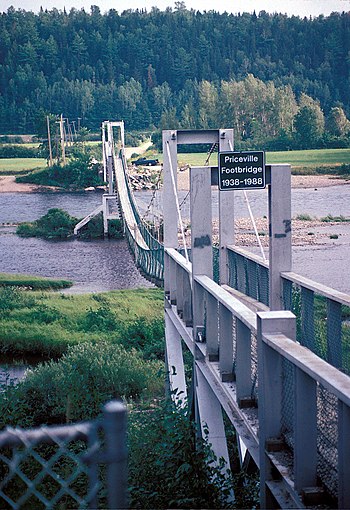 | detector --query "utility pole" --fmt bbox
[59,114,66,165]
[47,116,53,167]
